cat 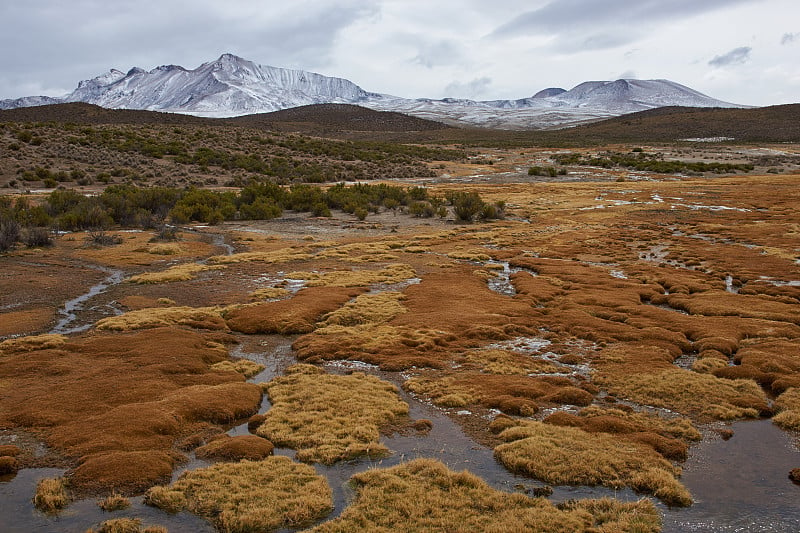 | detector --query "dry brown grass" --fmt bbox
[494,421,692,507]
[0,327,263,494]
[211,359,265,378]
[286,263,417,287]
[89,518,167,533]
[95,306,228,331]
[33,477,69,513]
[225,286,365,334]
[317,291,407,329]
[310,458,661,533]
[463,348,563,375]
[596,367,768,420]
[0,333,66,354]
[144,456,332,532]
[256,364,409,464]
[250,287,291,300]
[0,307,55,337]
[208,248,314,264]
[194,435,274,461]
[128,263,225,284]
[404,372,593,416]
[774,388,800,430]
[98,493,131,511]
